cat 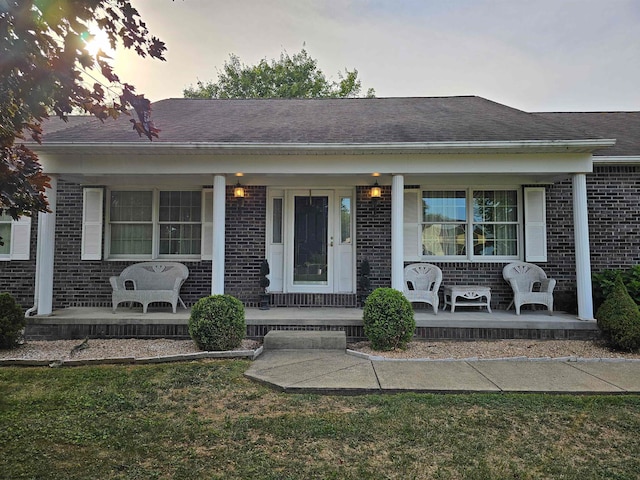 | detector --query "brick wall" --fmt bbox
[355,185,392,296]
[224,185,267,306]
[587,165,640,272]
